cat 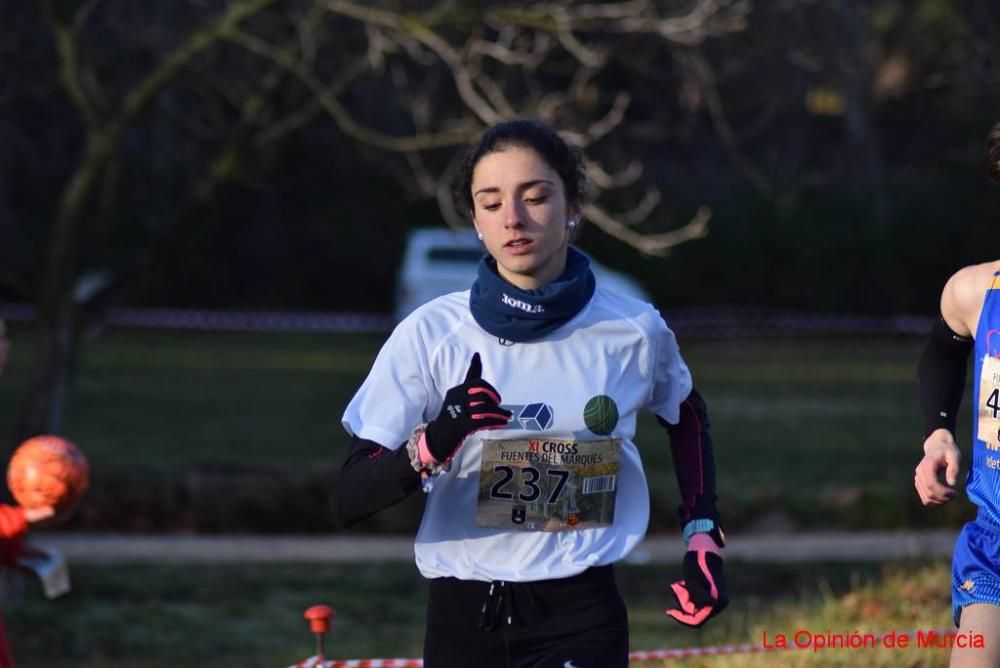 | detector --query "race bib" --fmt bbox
[978,354,1000,452]
[475,437,621,531]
